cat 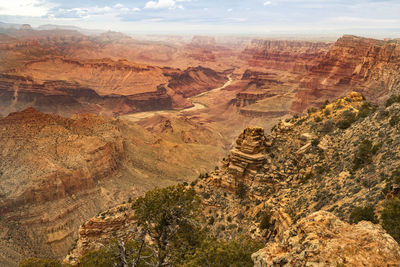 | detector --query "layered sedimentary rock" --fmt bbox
[0,107,124,264]
[0,107,124,215]
[0,55,229,116]
[252,211,400,267]
[0,72,172,117]
[352,41,400,100]
[64,204,137,265]
[217,127,272,190]
[166,66,227,98]
[10,57,168,96]
[241,40,332,72]
[0,108,226,266]
[292,35,400,112]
